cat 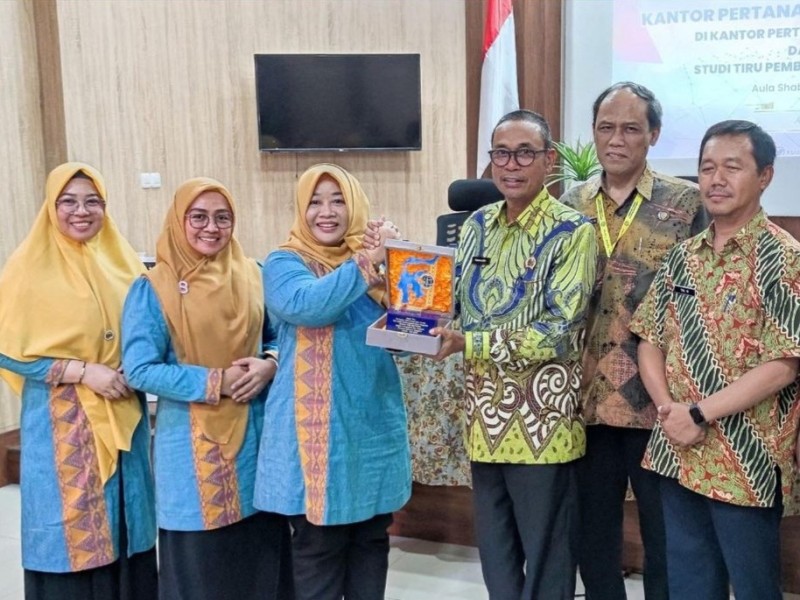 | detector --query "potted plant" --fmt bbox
[548,139,602,188]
